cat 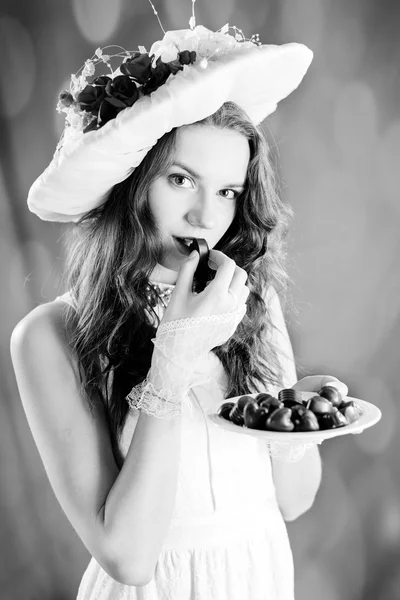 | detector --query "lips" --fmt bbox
[173,236,192,255]
[175,237,194,246]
